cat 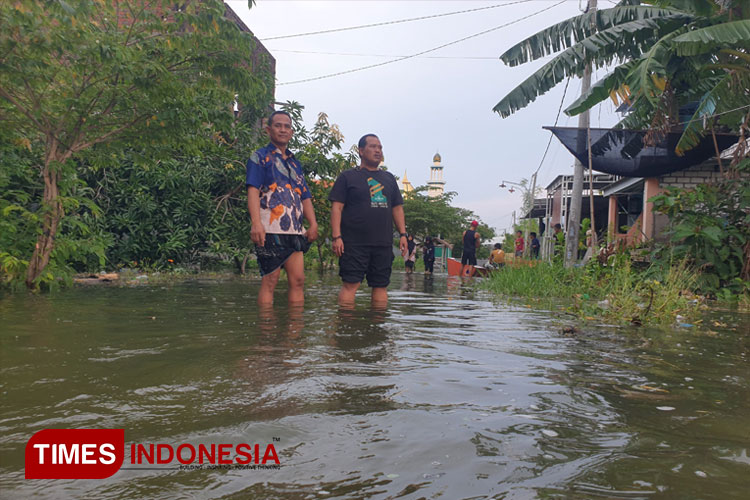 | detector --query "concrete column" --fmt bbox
[642,178,662,240]
[608,195,618,243]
